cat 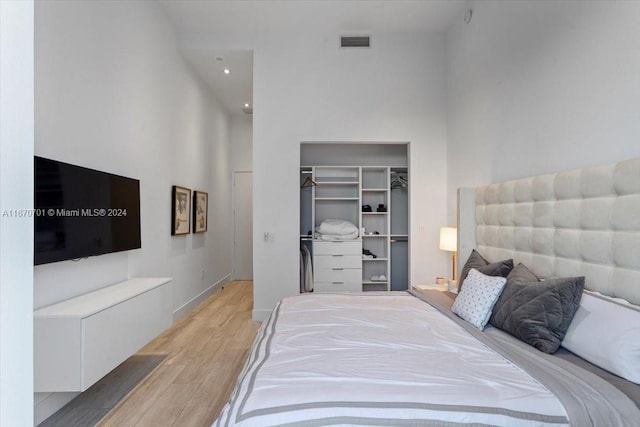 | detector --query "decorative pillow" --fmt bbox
[458,249,514,292]
[490,263,584,354]
[562,291,640,384]
[452,268,507,330]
